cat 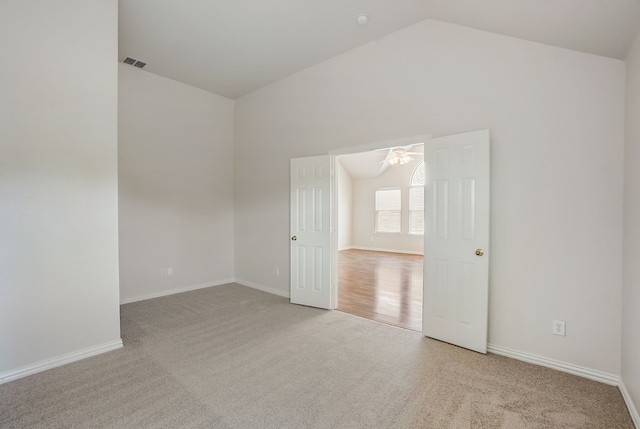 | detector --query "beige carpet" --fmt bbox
[0,283,634,428]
